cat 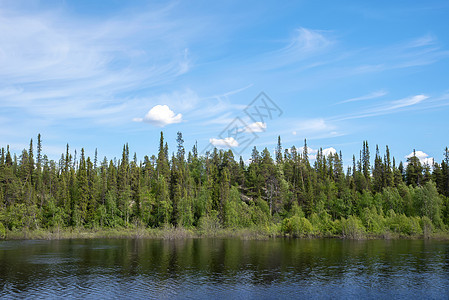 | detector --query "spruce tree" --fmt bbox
[275,136,283,165]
